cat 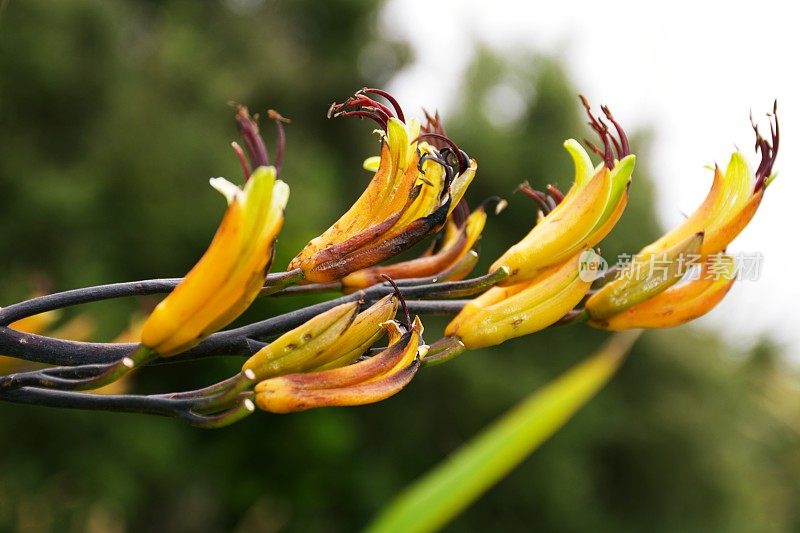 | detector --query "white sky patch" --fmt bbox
[482,82,528,130]
[381,0,800,358]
